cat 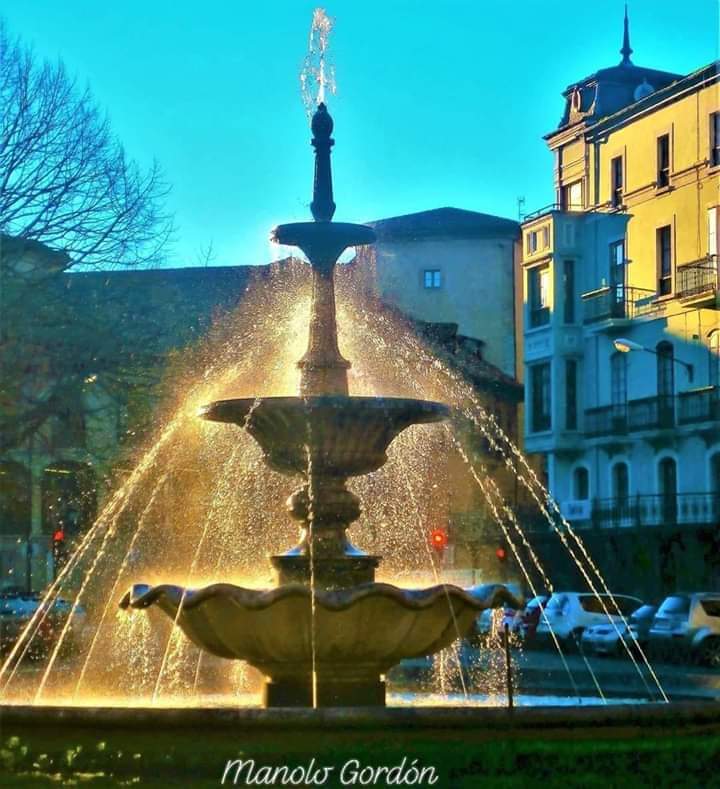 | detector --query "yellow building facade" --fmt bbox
[520,28,719,597]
